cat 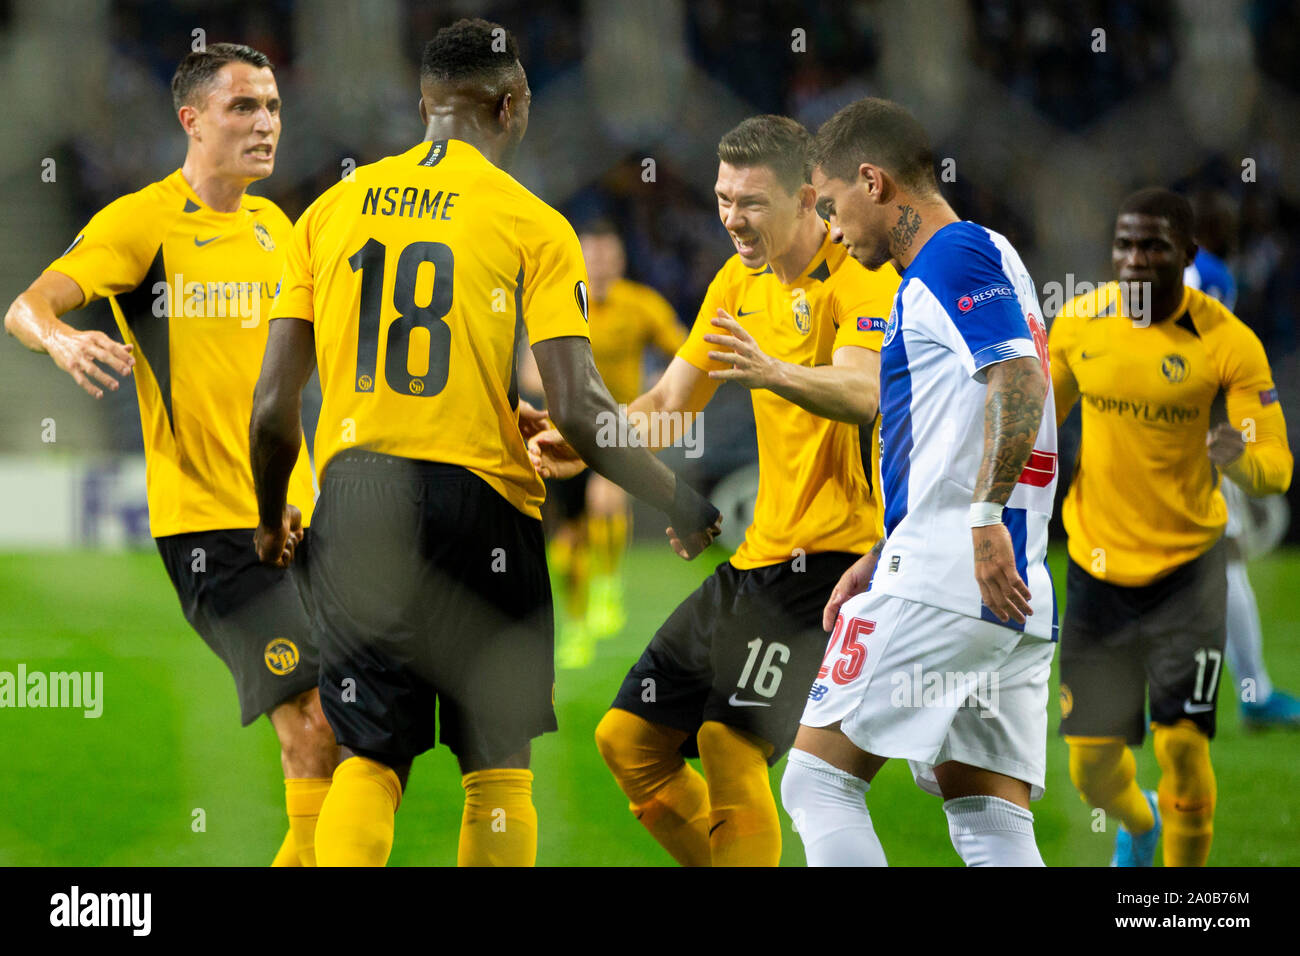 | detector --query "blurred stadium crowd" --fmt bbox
[3,0,1299,533]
